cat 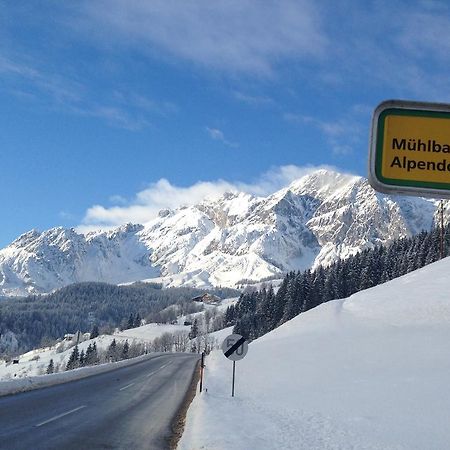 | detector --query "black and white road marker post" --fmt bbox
[221,334,248,397]
[200,352,205,393]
